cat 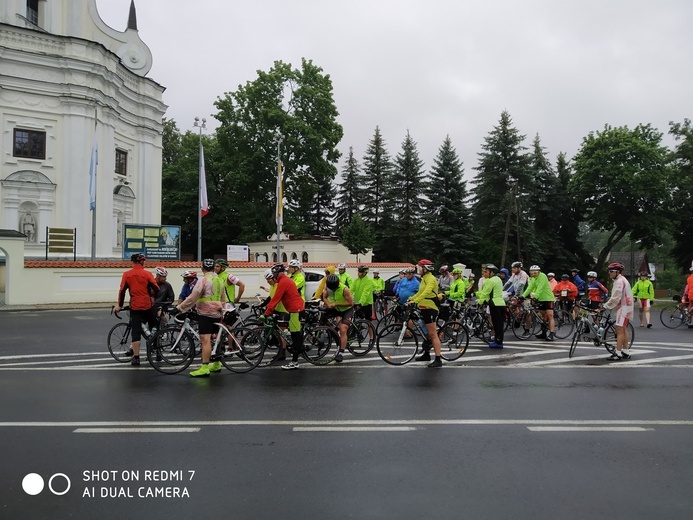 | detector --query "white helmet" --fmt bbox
[181,270,197,278]
[154,266,168,277]
[289,259,302,268]
[547,272,555,278]
[529,265,541,272]
[338,263,346,269]
[587,271,598,278]
[263,269,274,280]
